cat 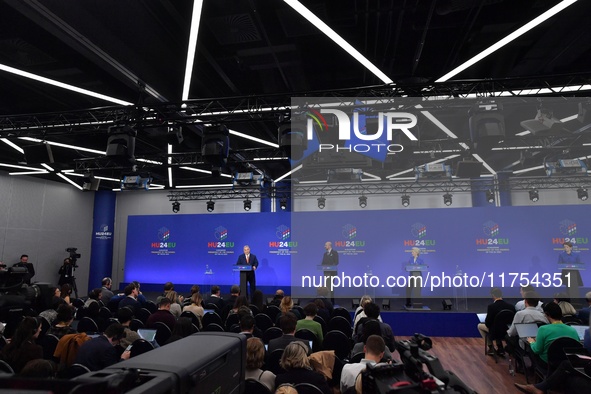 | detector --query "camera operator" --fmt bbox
[342,335,387,393]
[58,258,74,286]
[13,254,35,285]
